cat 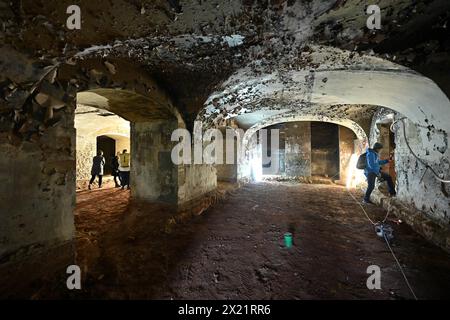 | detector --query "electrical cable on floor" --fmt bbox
[347,189,377,225]
[382,233,418,300]
[383,201,392,224]
[346,189,418,300]
[343,115,444,299]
